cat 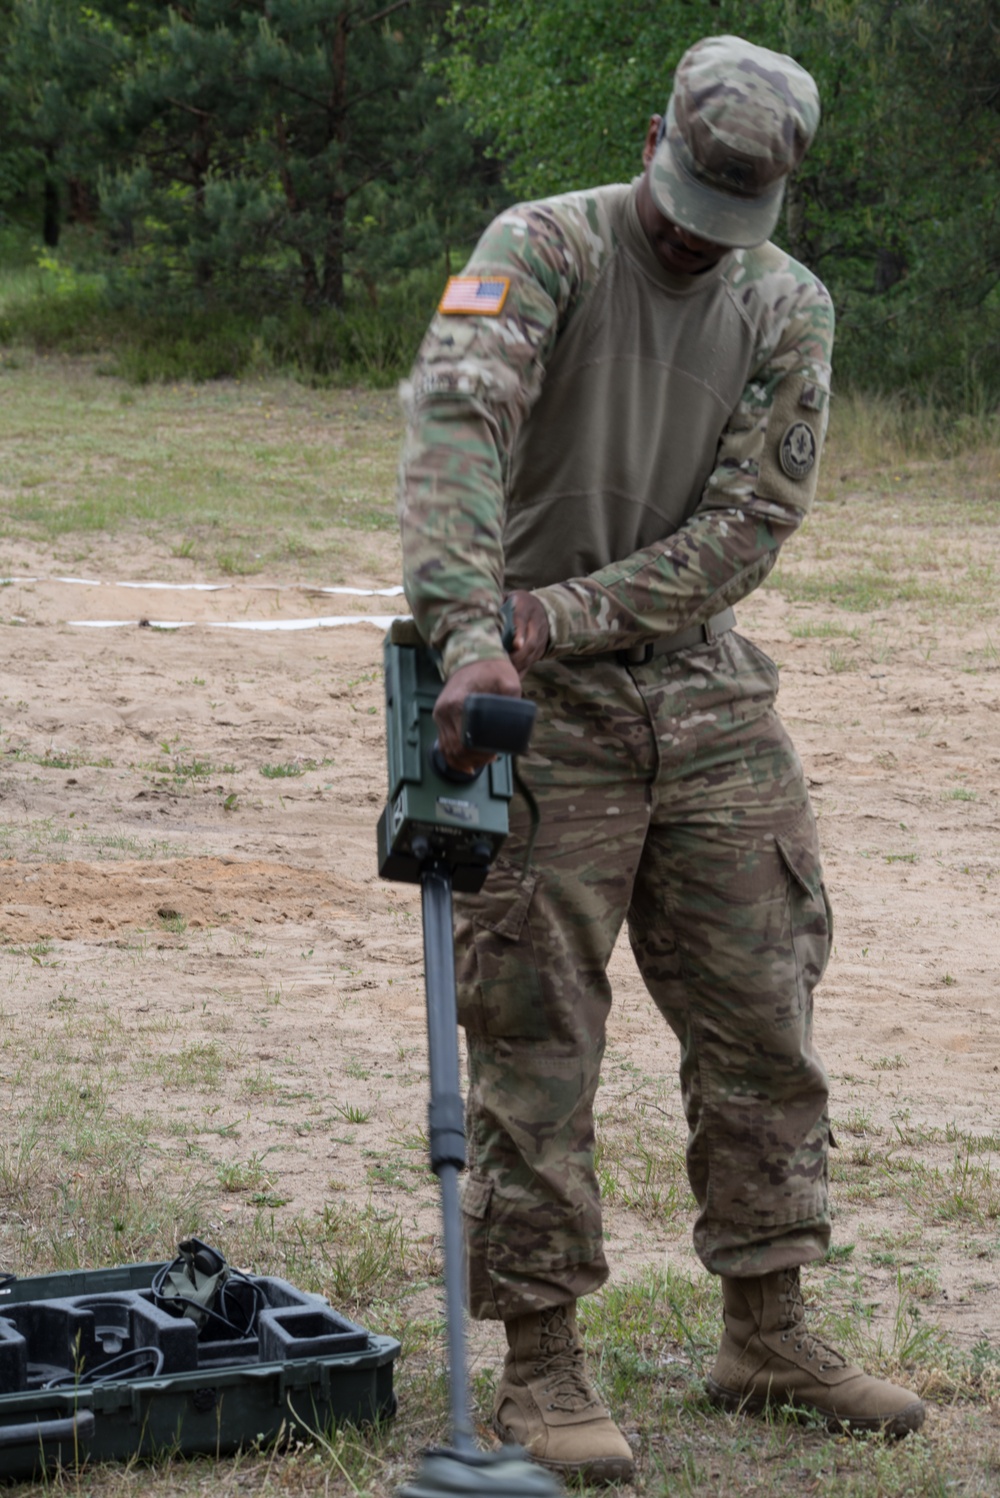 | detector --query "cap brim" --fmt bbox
[650,113,784,249]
